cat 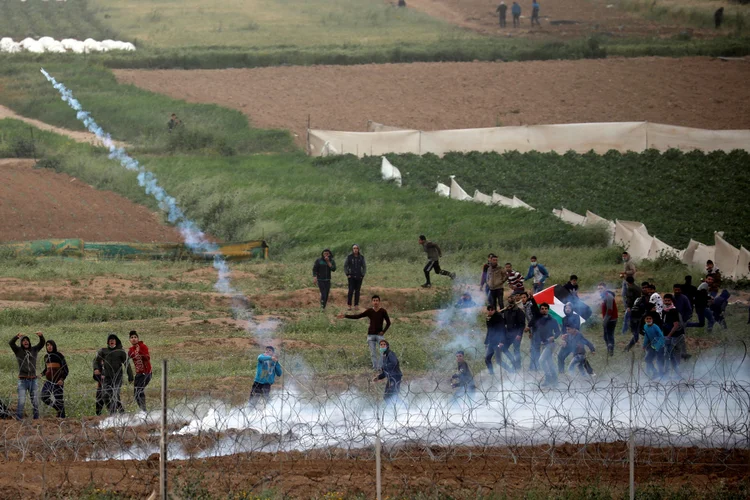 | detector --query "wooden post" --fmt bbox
[375,431,382,500]
[628,351,635,500]
[160,359,168,500]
